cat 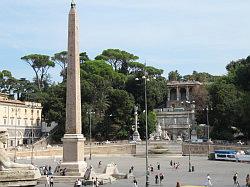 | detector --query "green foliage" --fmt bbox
[21,54,55,91]
[138,111,157,139]
[95,49,139,74]
[168,70,181,81]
